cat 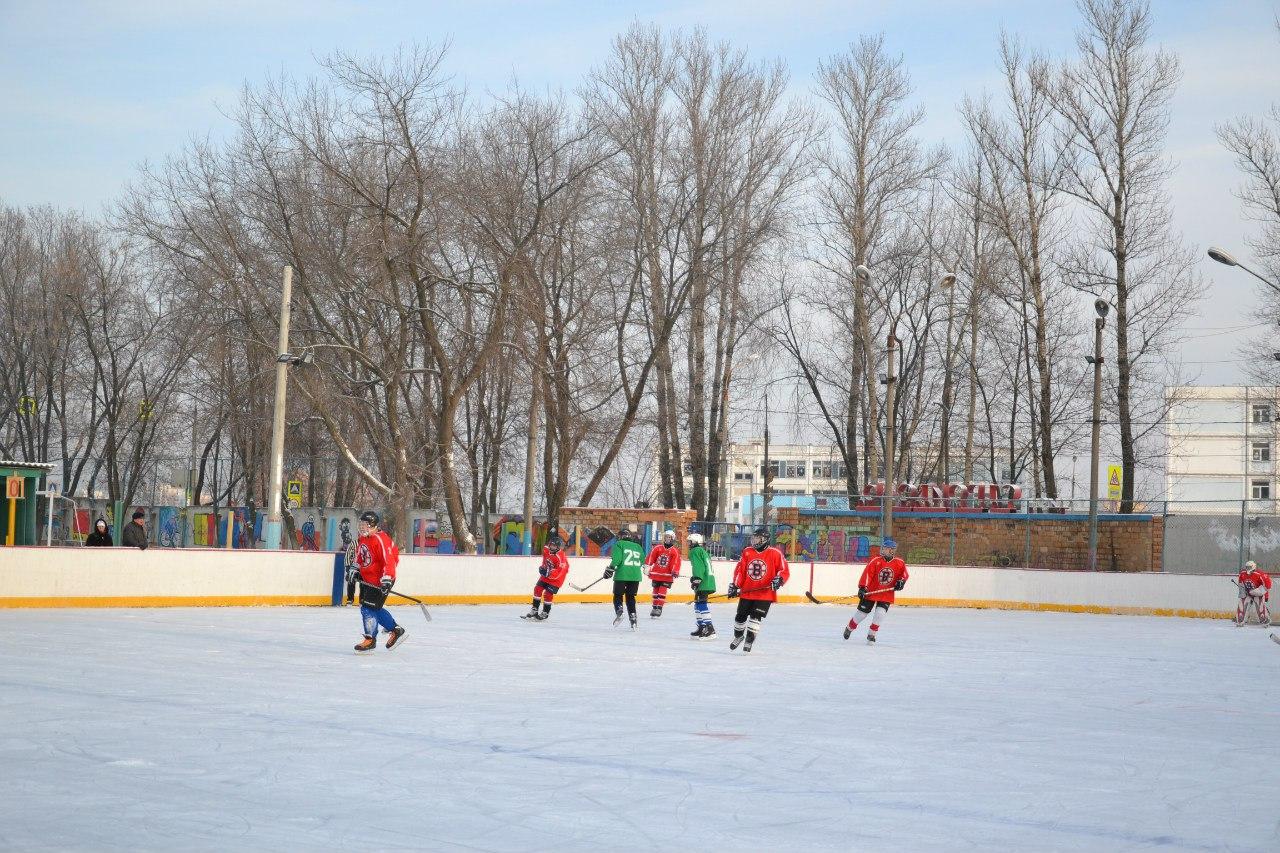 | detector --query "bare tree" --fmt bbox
[810,34,943,493]
[1051,0,1199,511]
